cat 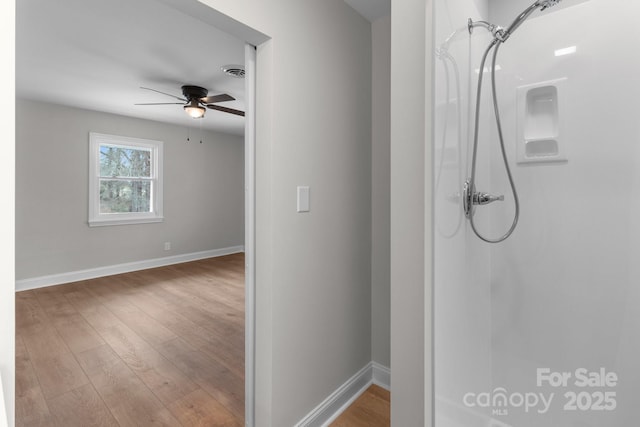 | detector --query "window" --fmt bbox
[89,132,163,226]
